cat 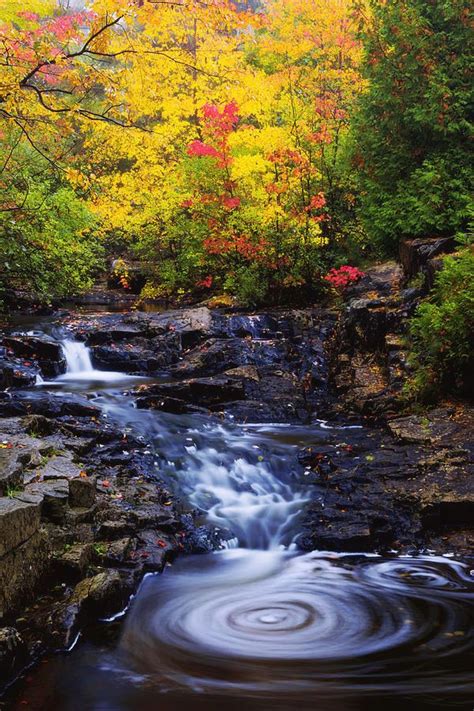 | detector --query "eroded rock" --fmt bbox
[0,498,41,557]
